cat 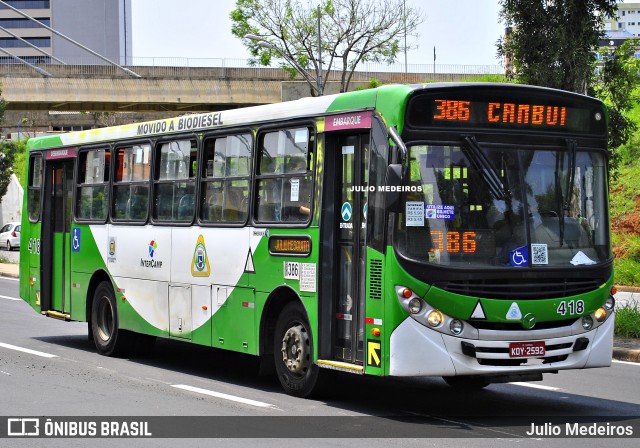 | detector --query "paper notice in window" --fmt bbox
[300,263,317,292]
[406,201,425,226]
[290,178,300,202]
[570,251,596,266]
